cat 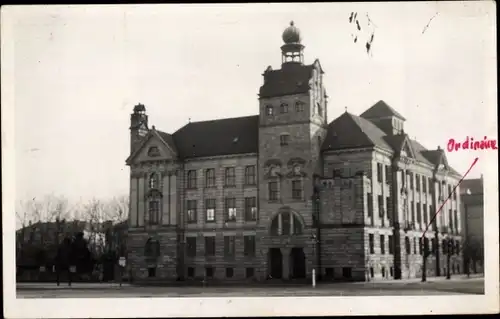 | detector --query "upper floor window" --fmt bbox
[149,173,159,189]
[266,105,274,116]
[187,170,197,189]
[295,101,304,112]
[244,235,256,256]
[224,236,235,257]
[224,167,236,186]
[204,236,215,256]
[270,212,303,236]
[147,146,160,157]
[317,102,323,116]
[422,177,427,193]
[244,165,256,185]
[186,200,197,223]
[186,237,196,257]
[268,181,278,201]
[280,103,289,114]
[244,197,257,221]
[148,200,160,225]
[367,193,373,217]
[369,234,374,254]
[205,198,216,222]
[224,197,237,222]
[377,163,383,183]
[205,168,216,187]
[380,235,385,254]
[416,174,420,191]
[385,165,391,184]
[280,134,290,146]
[292,180,302,200]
